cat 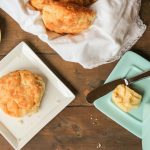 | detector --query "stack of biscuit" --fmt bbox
[30,0,96,34]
